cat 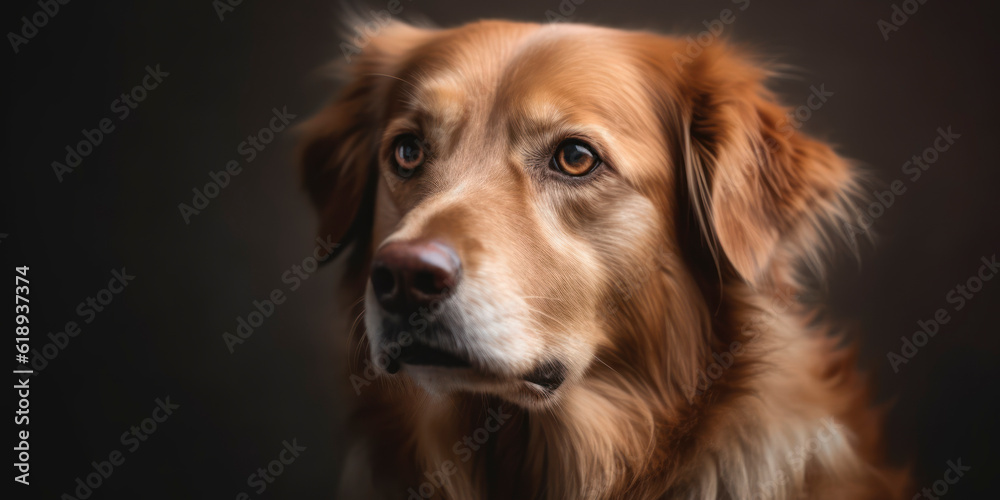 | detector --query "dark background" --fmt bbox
[4,0,998,498]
